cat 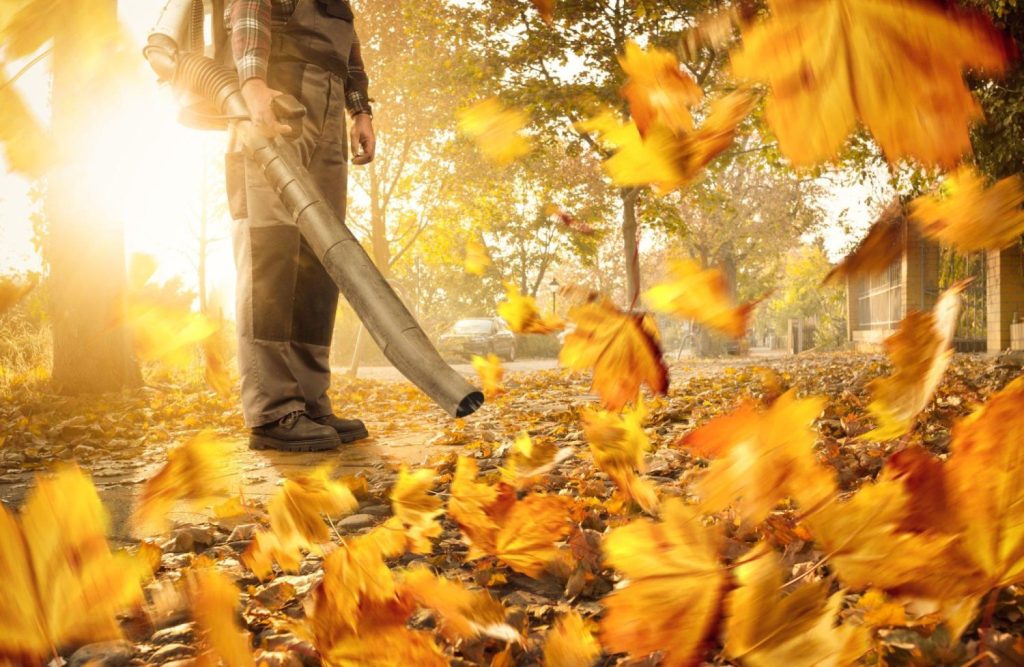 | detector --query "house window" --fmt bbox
[854,261,903,330]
